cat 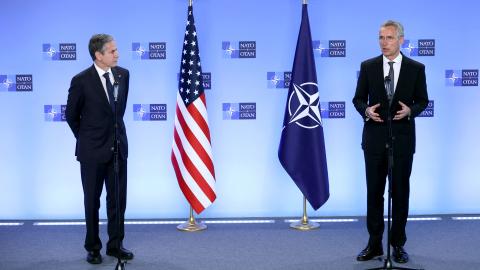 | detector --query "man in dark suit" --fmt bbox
[353,20,428,264]
[66,34,134,264]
